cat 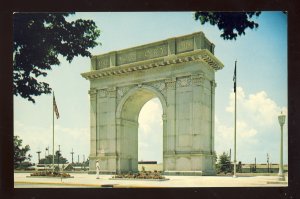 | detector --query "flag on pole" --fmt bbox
[233,60,237,93]
[53,94,60,119]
